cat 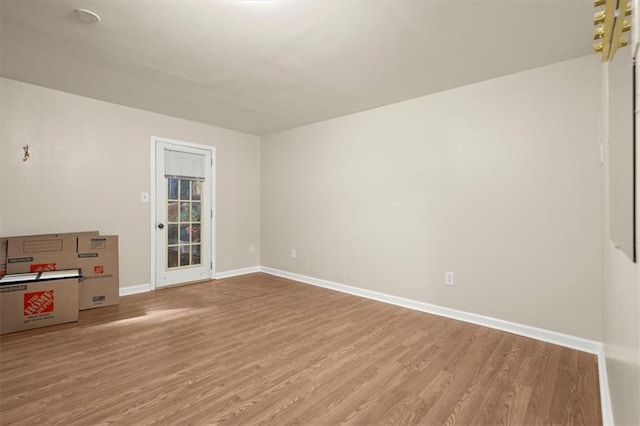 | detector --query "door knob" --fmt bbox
[157,223,165,229]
